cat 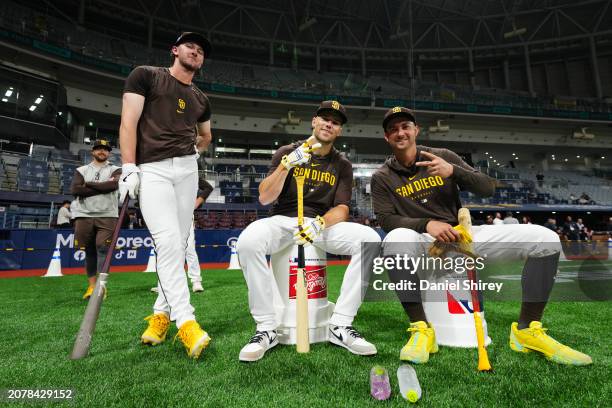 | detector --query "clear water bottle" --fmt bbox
[397,364,421,403]
[369,365,391,401]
